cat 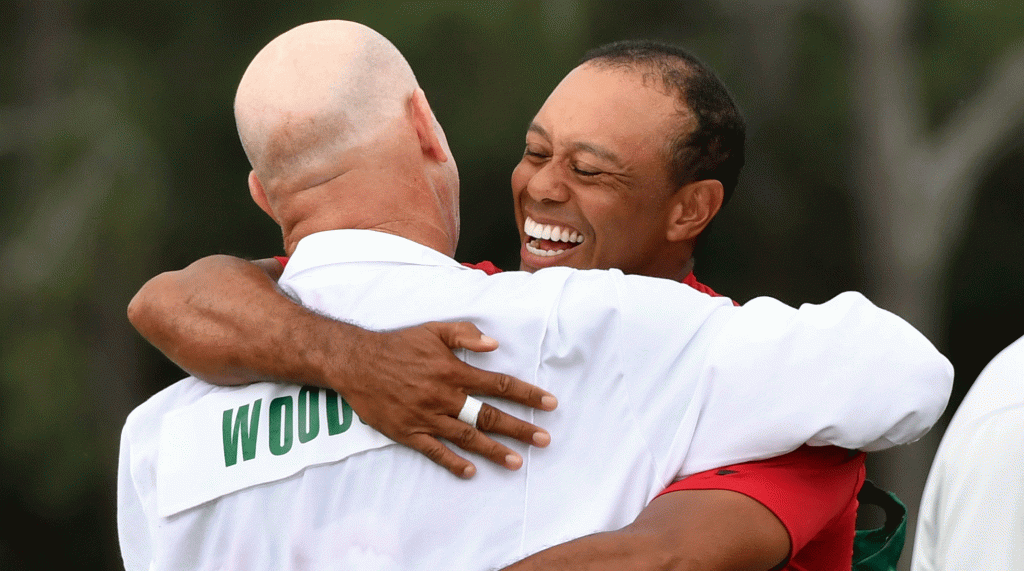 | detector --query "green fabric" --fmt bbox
[853,480,907,571]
